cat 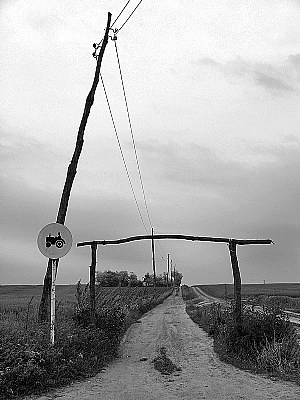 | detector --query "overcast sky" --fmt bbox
[1,0,300,286]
